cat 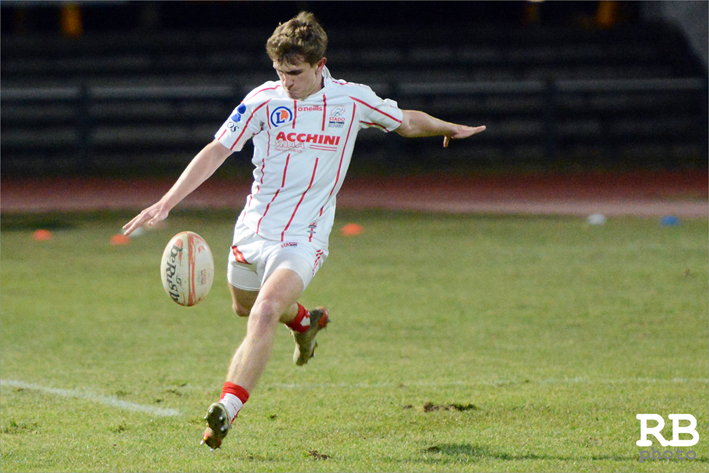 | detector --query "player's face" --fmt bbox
[273,57,326,100]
